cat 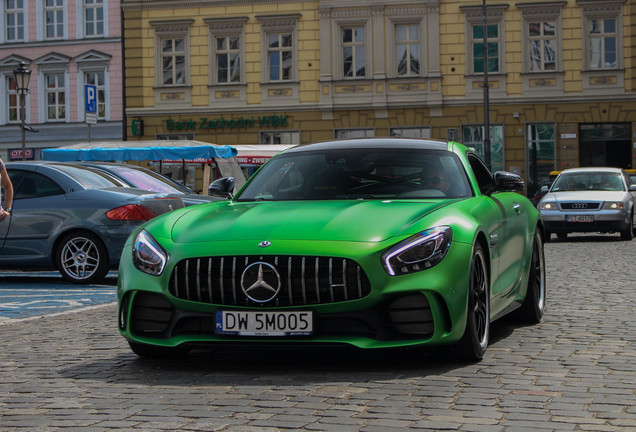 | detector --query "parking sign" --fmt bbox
[85,84,97,114]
